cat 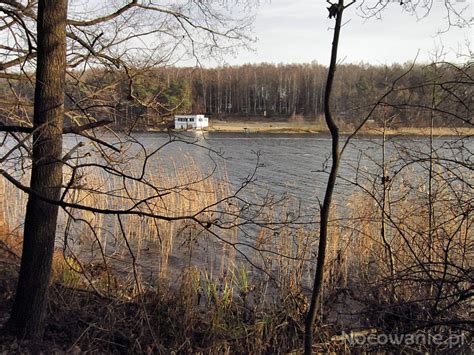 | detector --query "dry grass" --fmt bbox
[1,139,472,353]
[327,161,473,351]
[182,120,474,136]
[206,119,325,133]
[356,126,474,136]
